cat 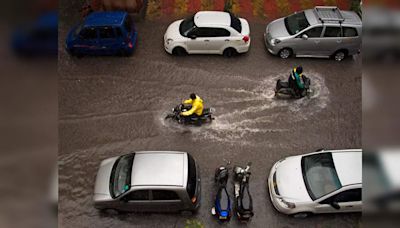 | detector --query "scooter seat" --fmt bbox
[217,188,230,211]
